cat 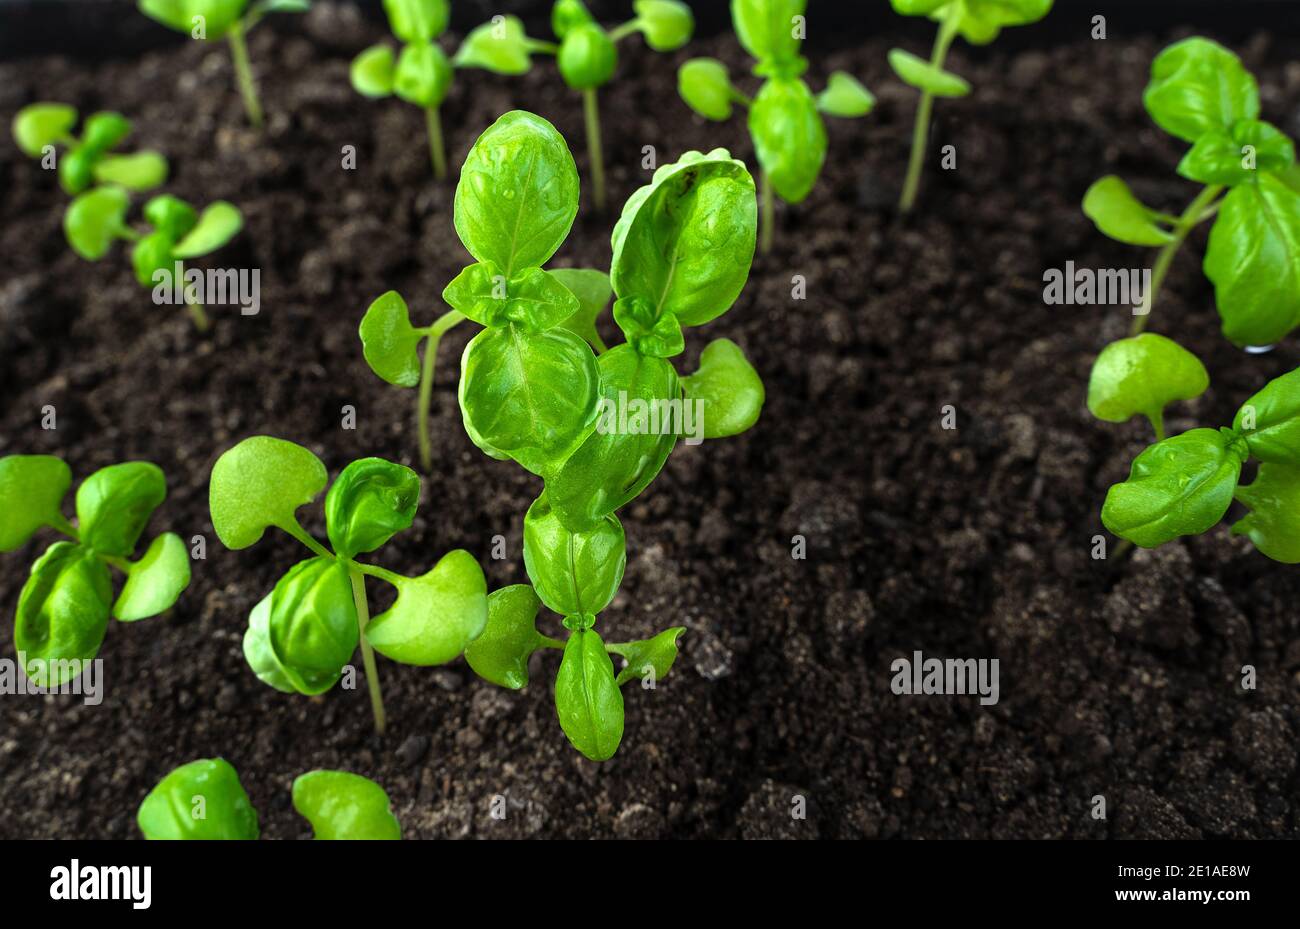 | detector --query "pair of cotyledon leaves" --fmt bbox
[138,758,401,840]
[0,455,190,687]
[350,0,457,110]
[12,103,168,195]
[1083,37,1300,347]
[209,437,487,696]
